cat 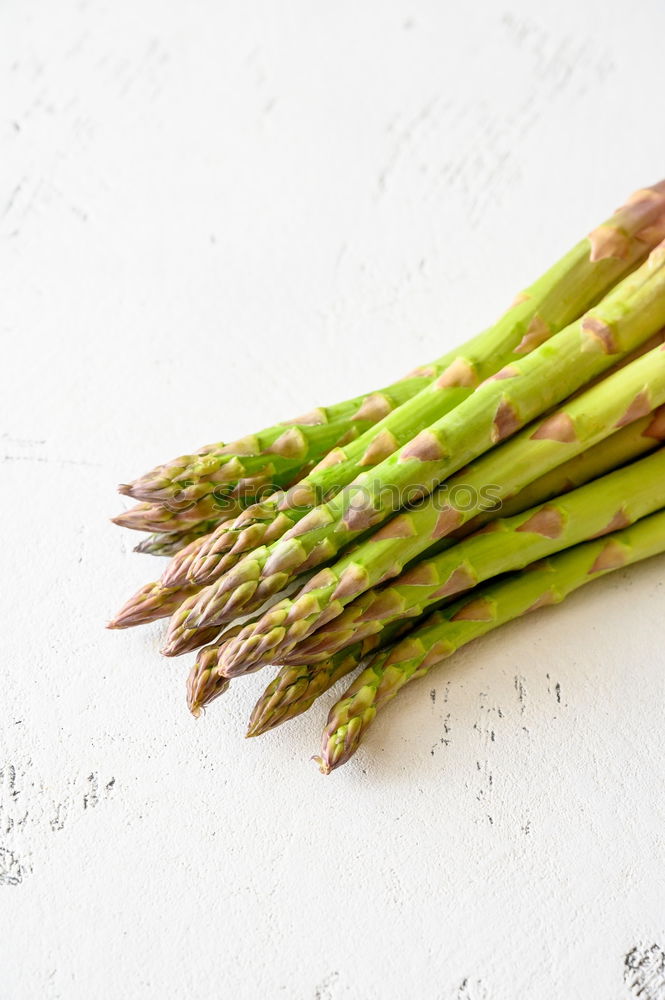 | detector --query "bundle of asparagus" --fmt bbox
[110,179,665,773]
